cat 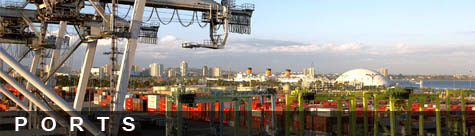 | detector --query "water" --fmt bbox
[394,80,475,89]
